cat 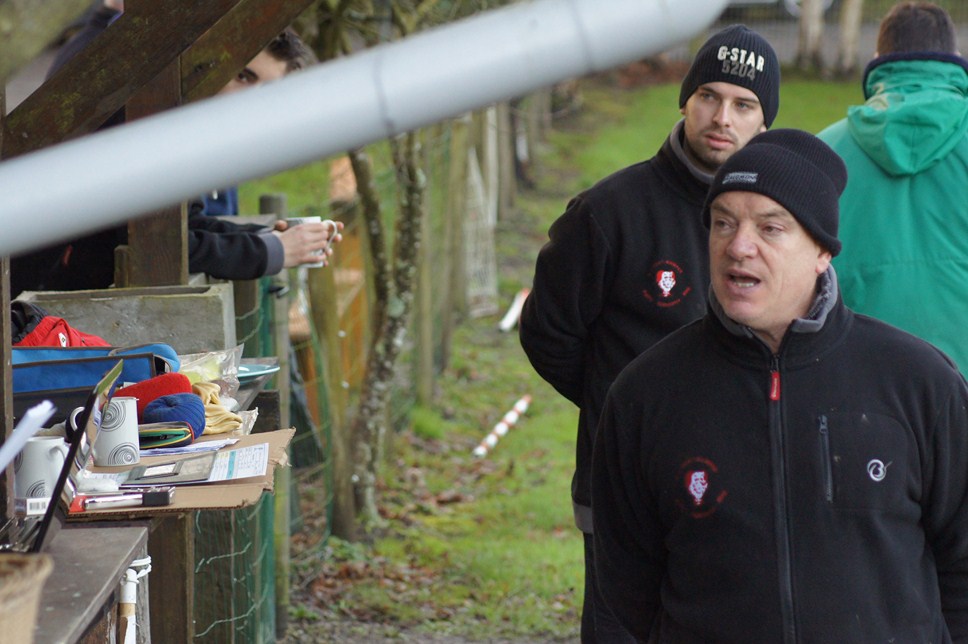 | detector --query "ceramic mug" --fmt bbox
[72,396,140,467]
[286,216,339,267]
[14,436,69,499]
